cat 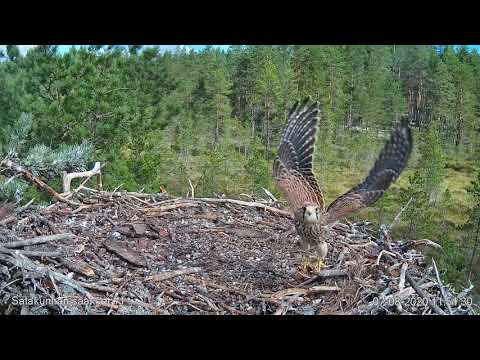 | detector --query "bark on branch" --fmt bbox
[0,159,79,206]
